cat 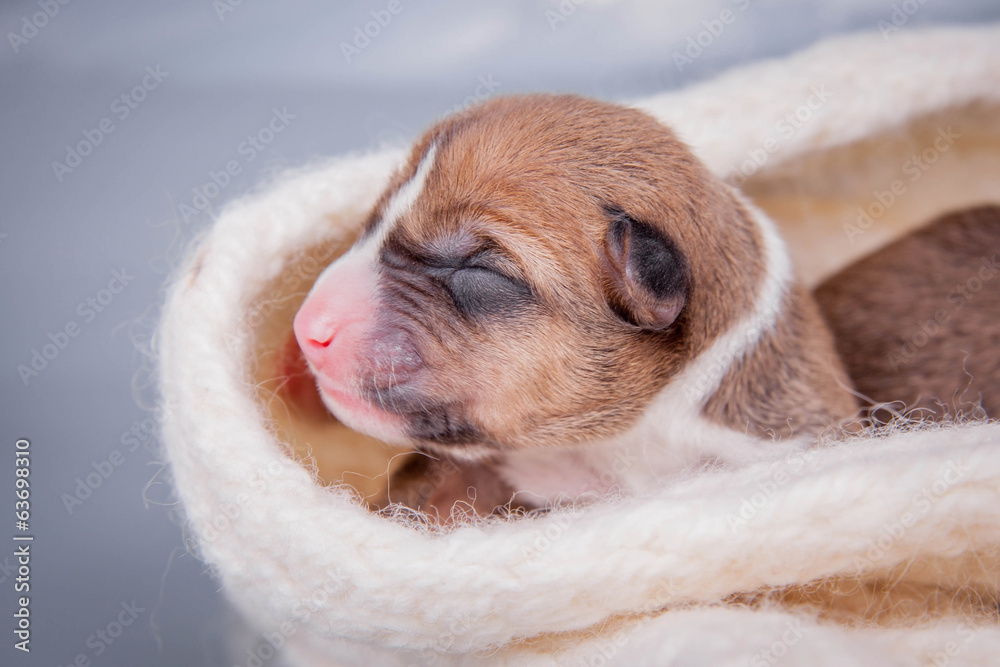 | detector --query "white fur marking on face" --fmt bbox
[364,142,439,253]
[309,143,439,311]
